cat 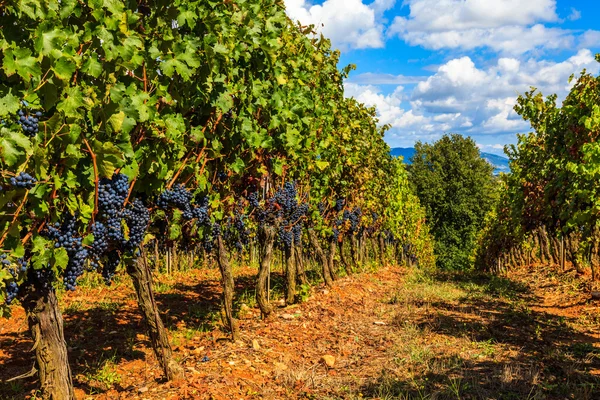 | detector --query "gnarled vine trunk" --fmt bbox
[127,255,184,380]
[295,242,308,285]
[340,238,353,275]
[378,234,386,267]
[216,236,240,341]
[327,237,338,282]
[256,225,275,318]
[309,229,333,287]
[285,241,297,305]
[20,279,74,400]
